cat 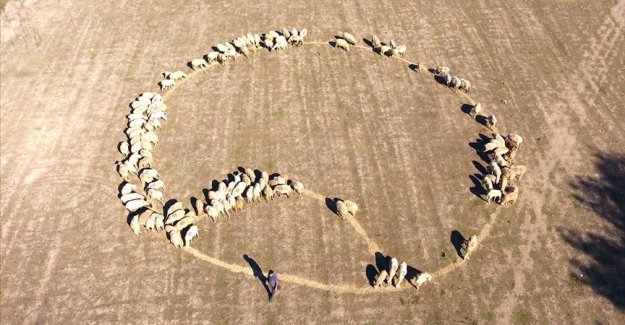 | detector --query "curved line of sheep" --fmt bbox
[114,28,527,294]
